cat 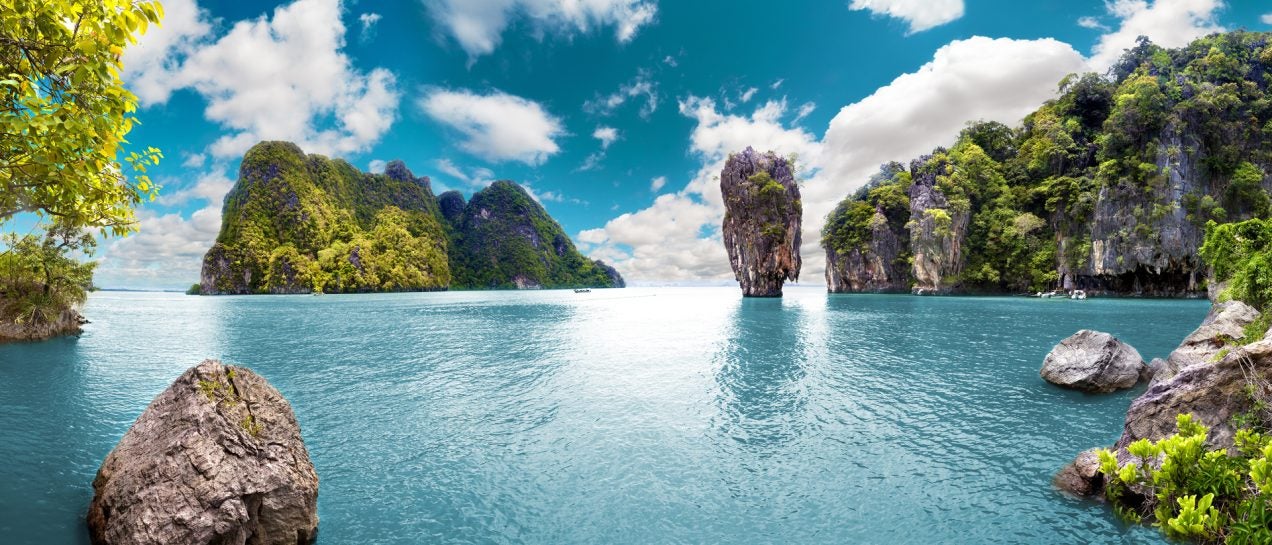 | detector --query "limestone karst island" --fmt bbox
[6,1,1272,544]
